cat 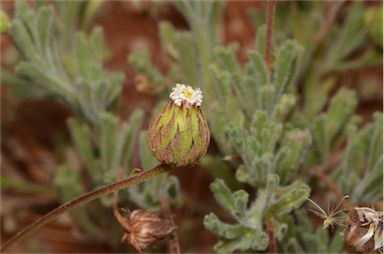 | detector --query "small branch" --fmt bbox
[314,171,344,204]
[1,164,172,252]
[311,151,351,207]
[113,168,131,233]
[160,194,180,254]
[267,218,277,253]
[264,0,276,71]
[315,169,351,209]
[315,1,345,44]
